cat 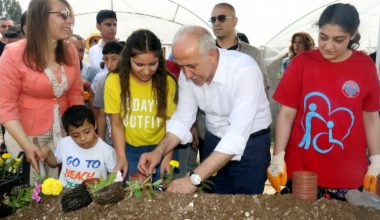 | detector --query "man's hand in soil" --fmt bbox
[267,151,287,193]
[138,150,162,176]
[167,177,197,193]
